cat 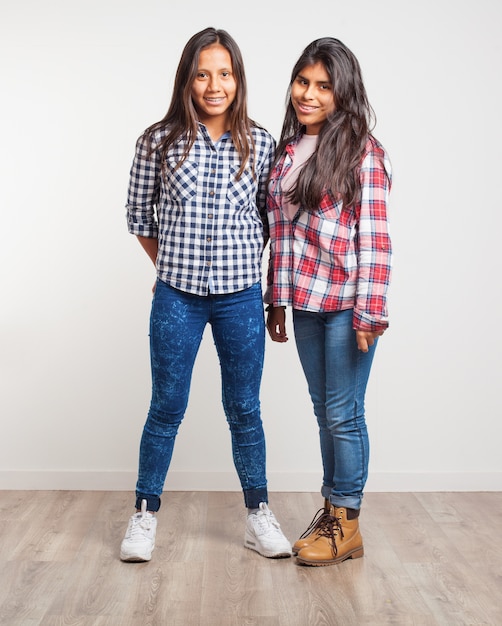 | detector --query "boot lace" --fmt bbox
[298,508,331,540]
[315,513,344,556]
